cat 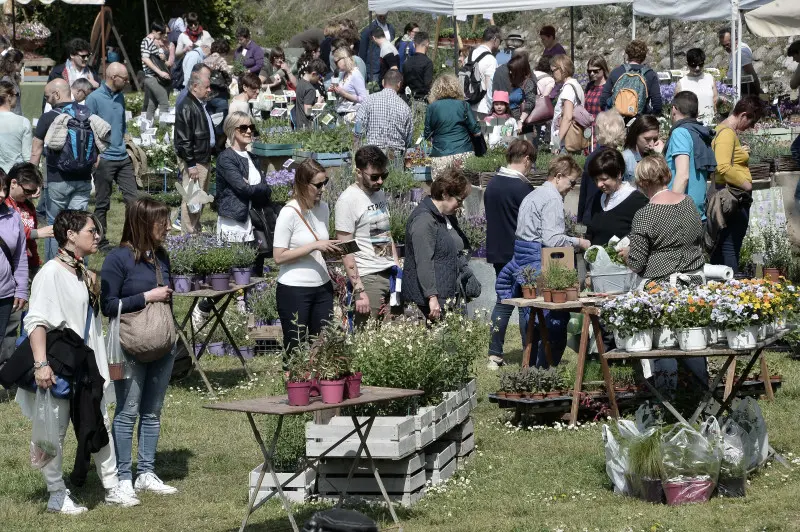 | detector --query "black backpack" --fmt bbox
[458,50,492,105]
